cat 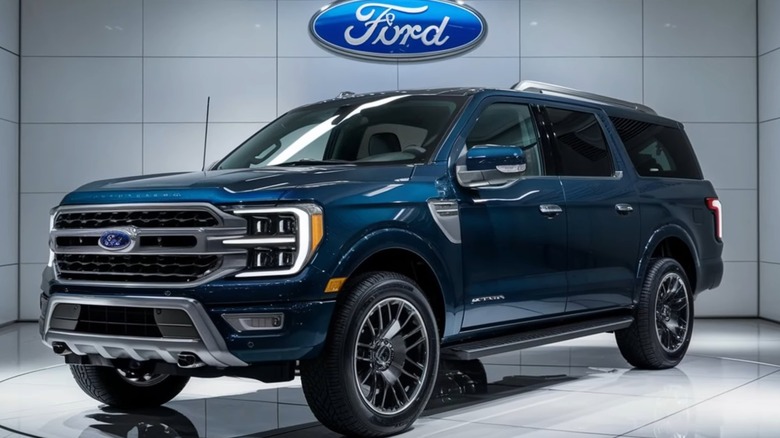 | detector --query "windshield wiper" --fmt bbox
[272,159,354,167]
